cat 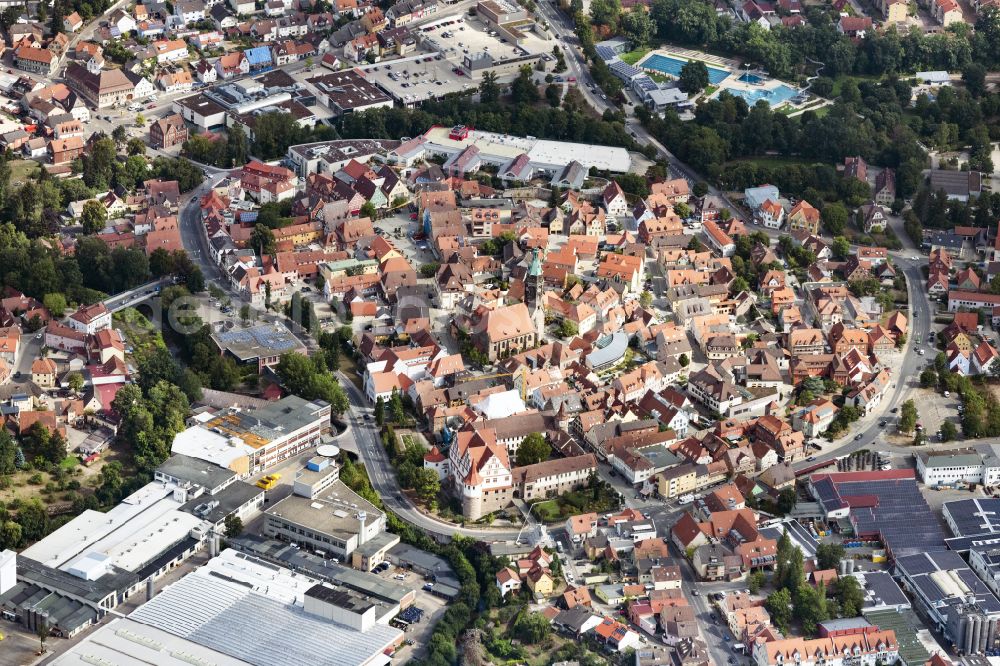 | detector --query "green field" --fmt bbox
[619,47,651,65]
[9,159,39,186]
